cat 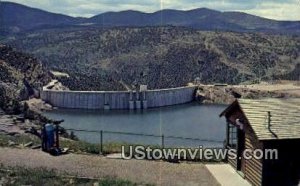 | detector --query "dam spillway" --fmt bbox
[41,86,197,110]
